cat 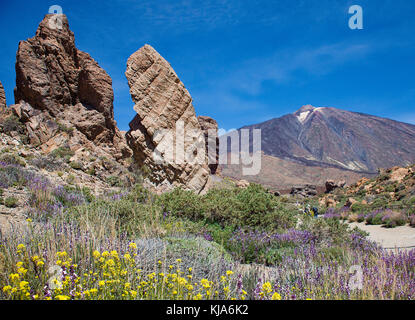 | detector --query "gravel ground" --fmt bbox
[349,222,415,251]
